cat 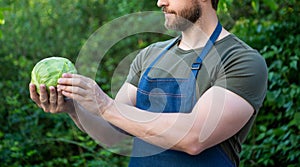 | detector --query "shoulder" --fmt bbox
[213,34,268,111]
[216,34,267,71]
